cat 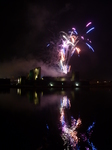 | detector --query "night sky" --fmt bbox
[1,0,112,80]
